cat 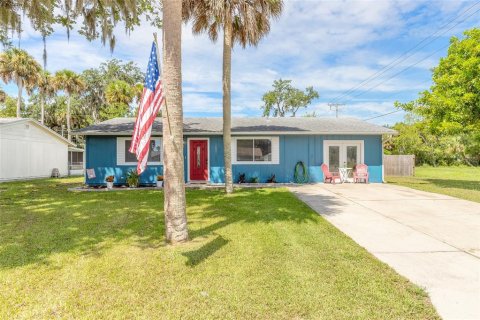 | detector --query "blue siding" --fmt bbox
[85,136,163,186]
[85,134,384,186]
